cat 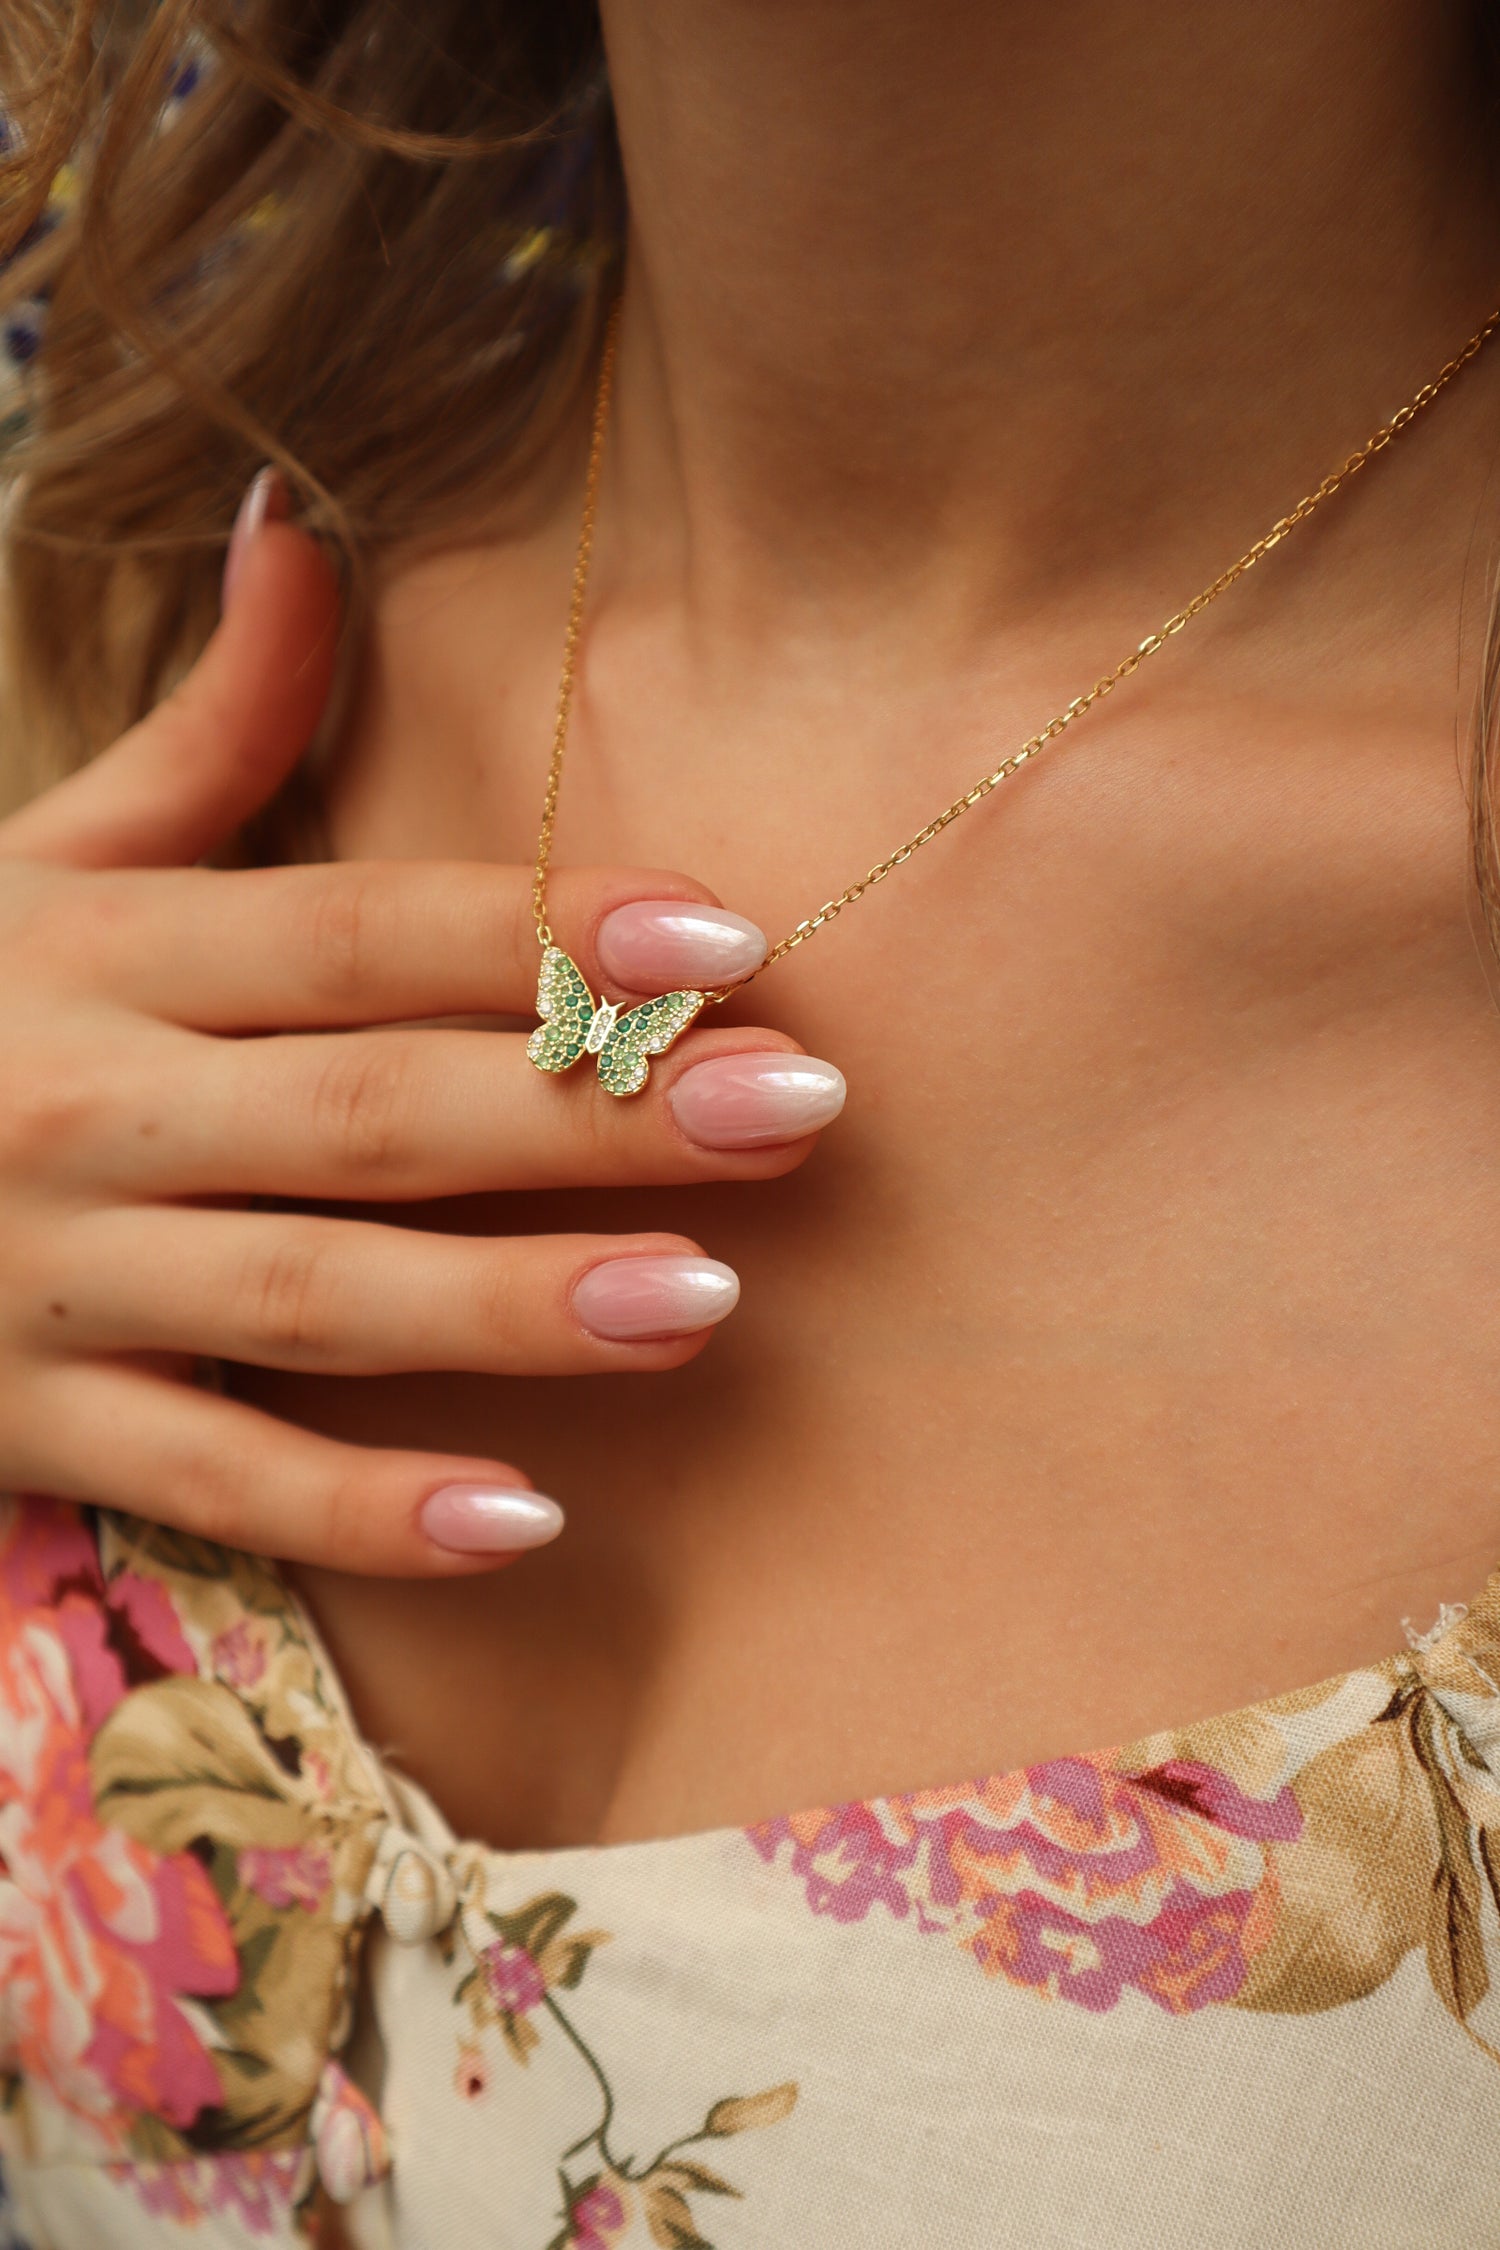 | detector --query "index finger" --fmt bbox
[0,517,339,872]
[78,859,735,1028]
